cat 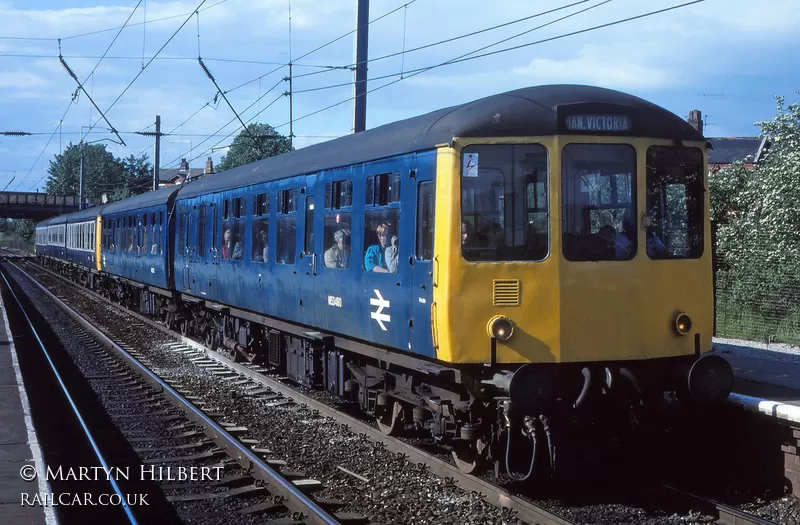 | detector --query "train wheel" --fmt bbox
[452,438,488,475]
[376,400,404,436]
[204,329,218,351]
